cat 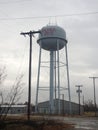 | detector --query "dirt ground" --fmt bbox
[0,115,98,130]
[48,115,98,130]
[0,115,74,130]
